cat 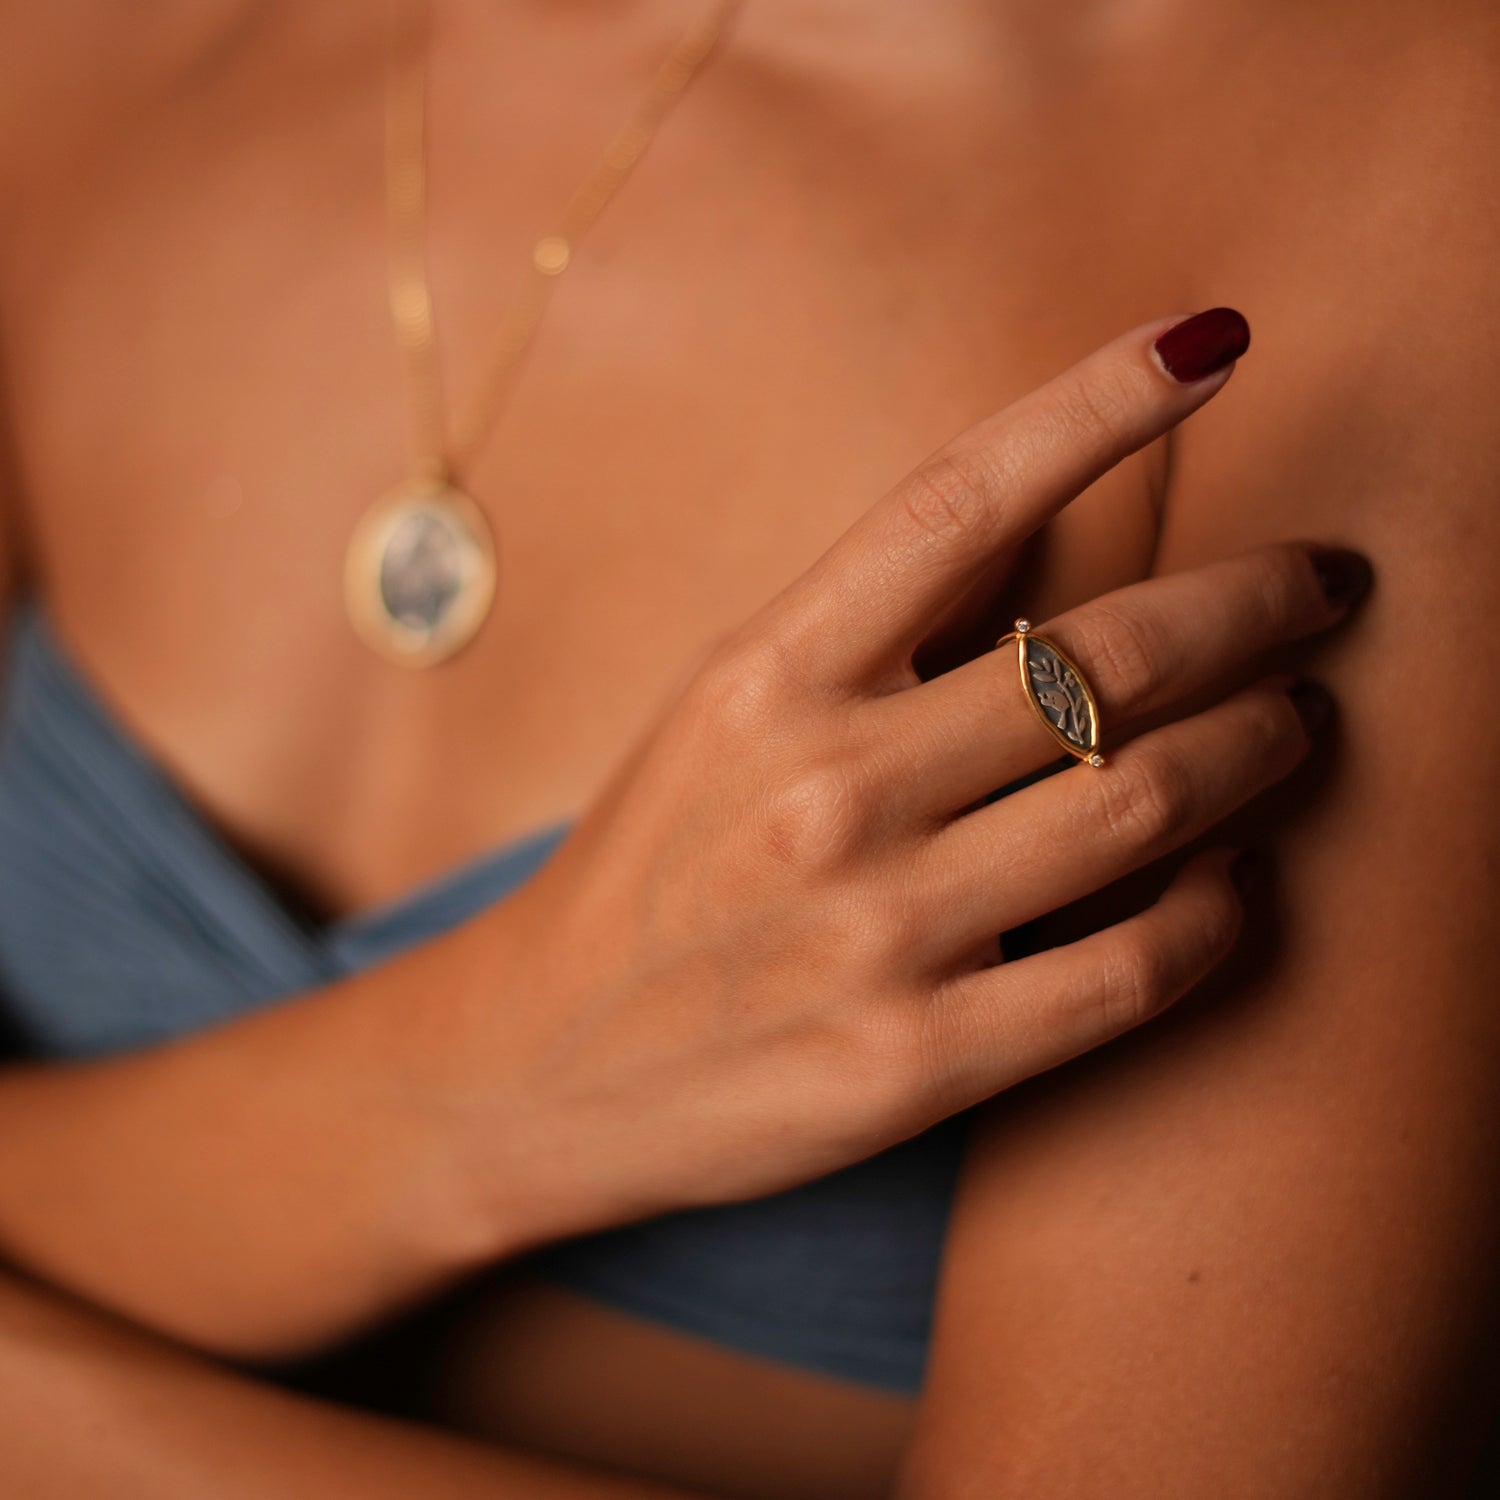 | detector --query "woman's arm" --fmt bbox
[0,1261,717,1500]
[1,315,1313,1367]
[0,892,560,1360]
[895,70,1500,1500]
[0,318,1364,1404]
